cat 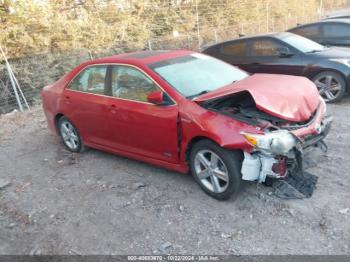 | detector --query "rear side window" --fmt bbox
[291,25,320,37]
[251,39,282,56]
[323,23,350,37]
[68,65,107,95]
[221,42,247,56]
[111,65,160,102]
